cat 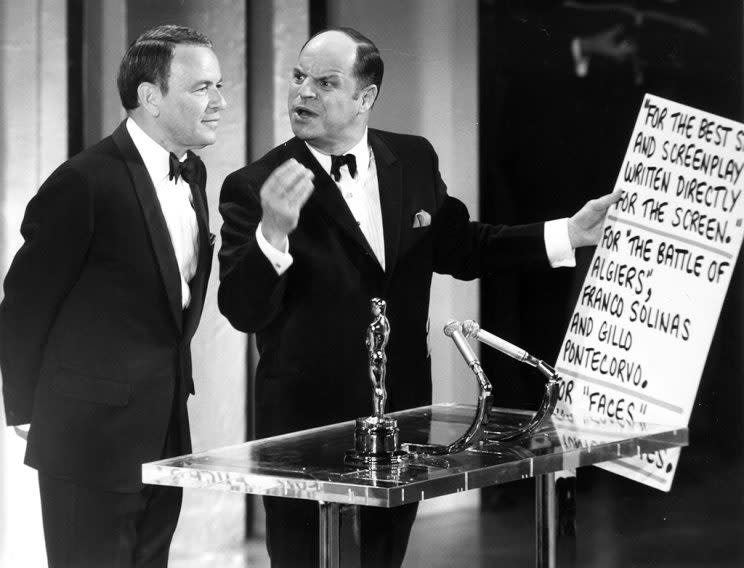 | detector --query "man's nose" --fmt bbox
[298,79,316,99]
[209,87,227,109]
